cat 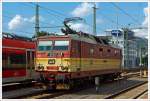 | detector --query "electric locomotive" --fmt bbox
[35,18,122,89]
